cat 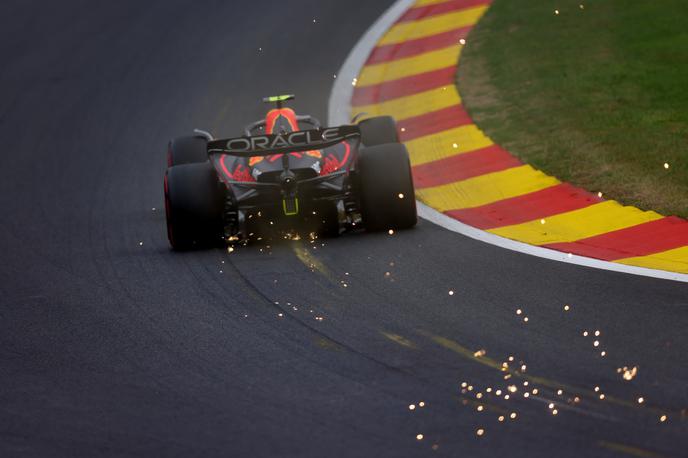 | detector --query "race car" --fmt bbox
[164,94,416,250]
